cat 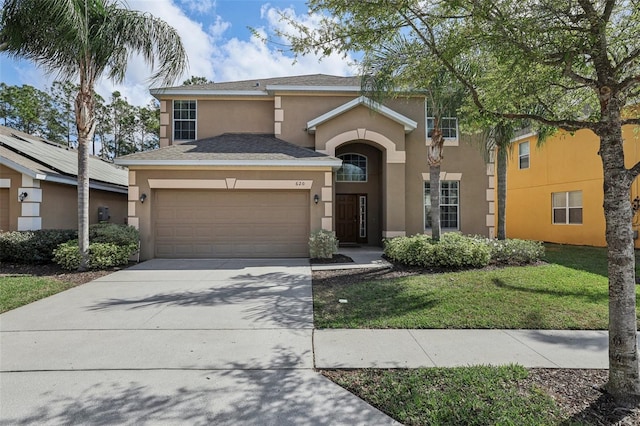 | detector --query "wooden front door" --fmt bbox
[336,194,359,243]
